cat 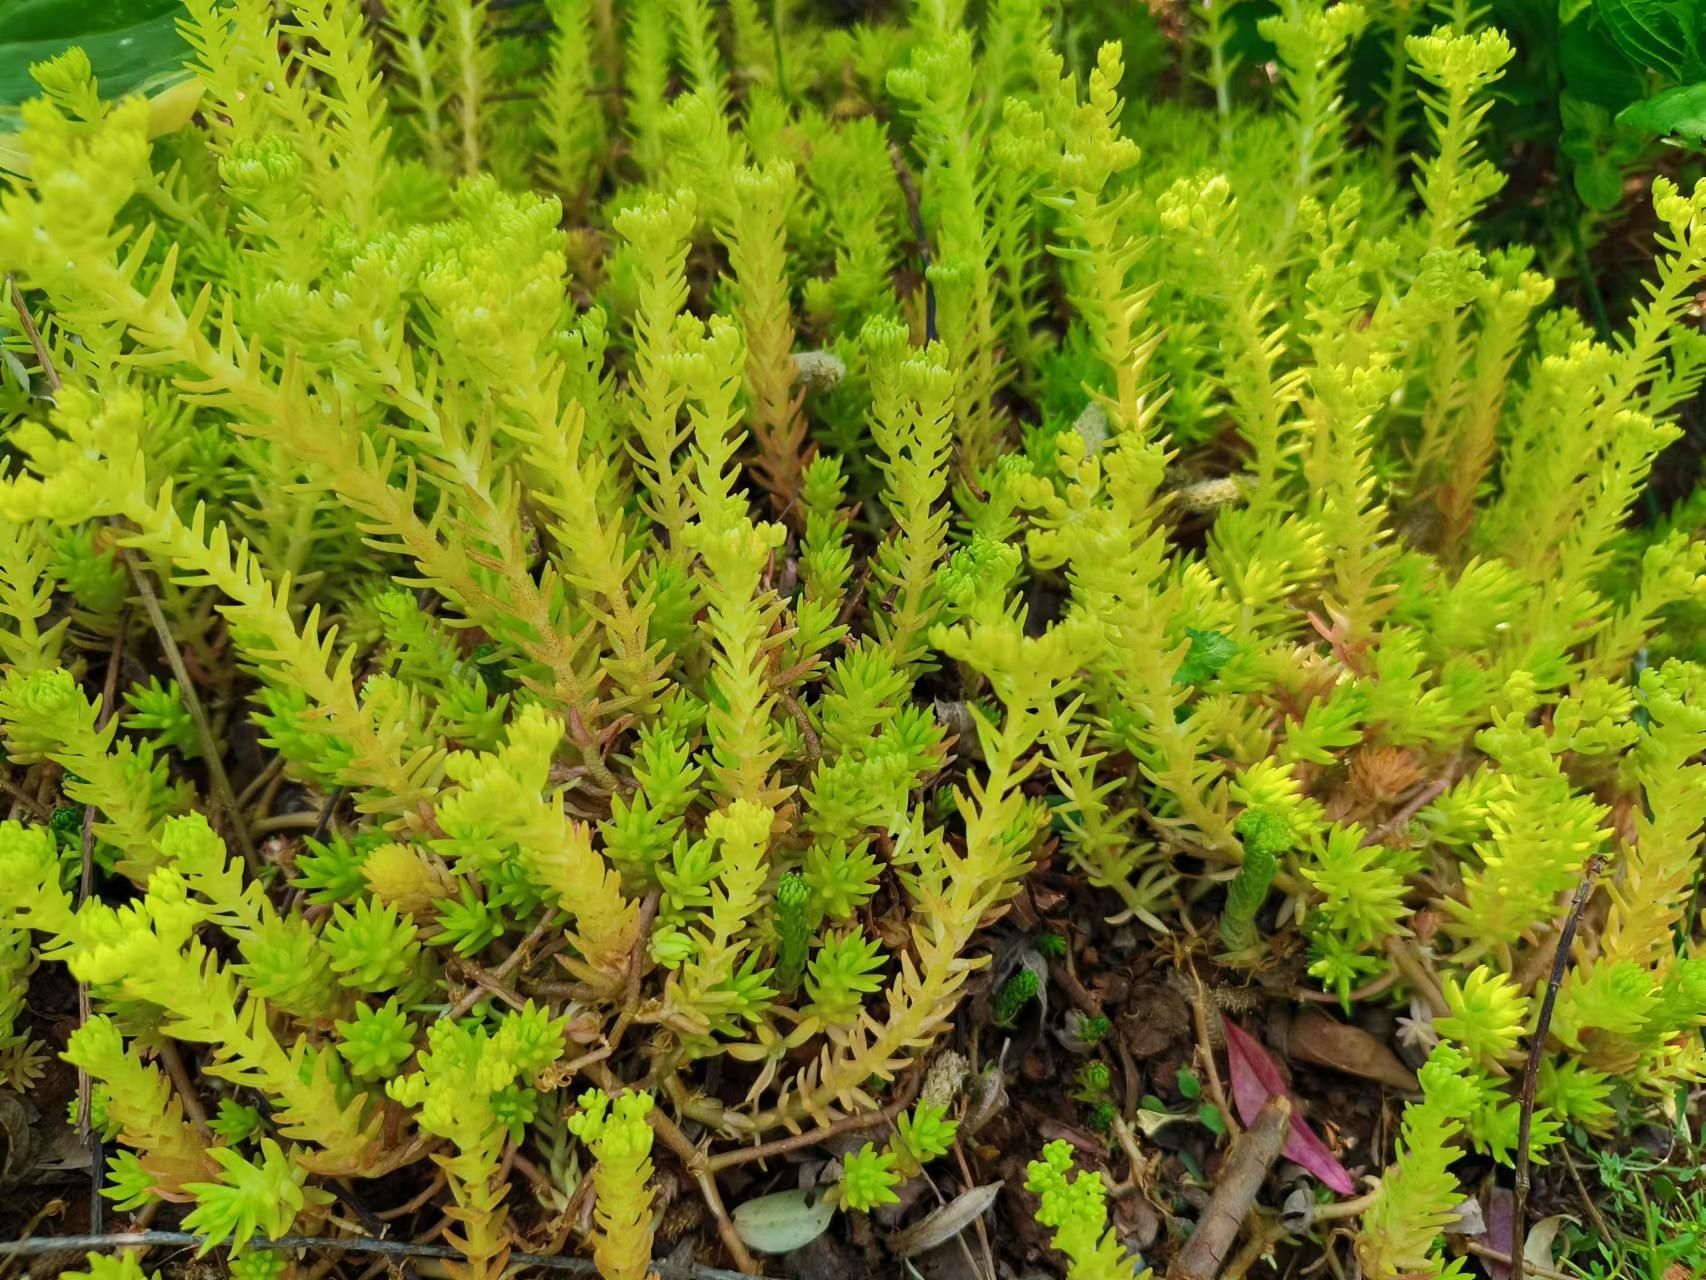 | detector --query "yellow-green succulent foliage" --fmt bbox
[0,0,1703,1277]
